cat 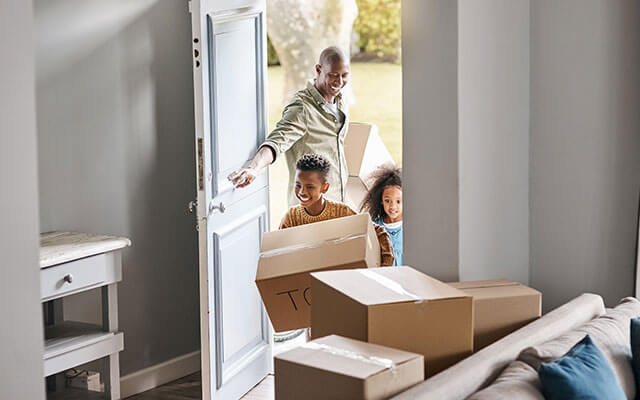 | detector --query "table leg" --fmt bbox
[104,353,121,399]
[102,284,120,399]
